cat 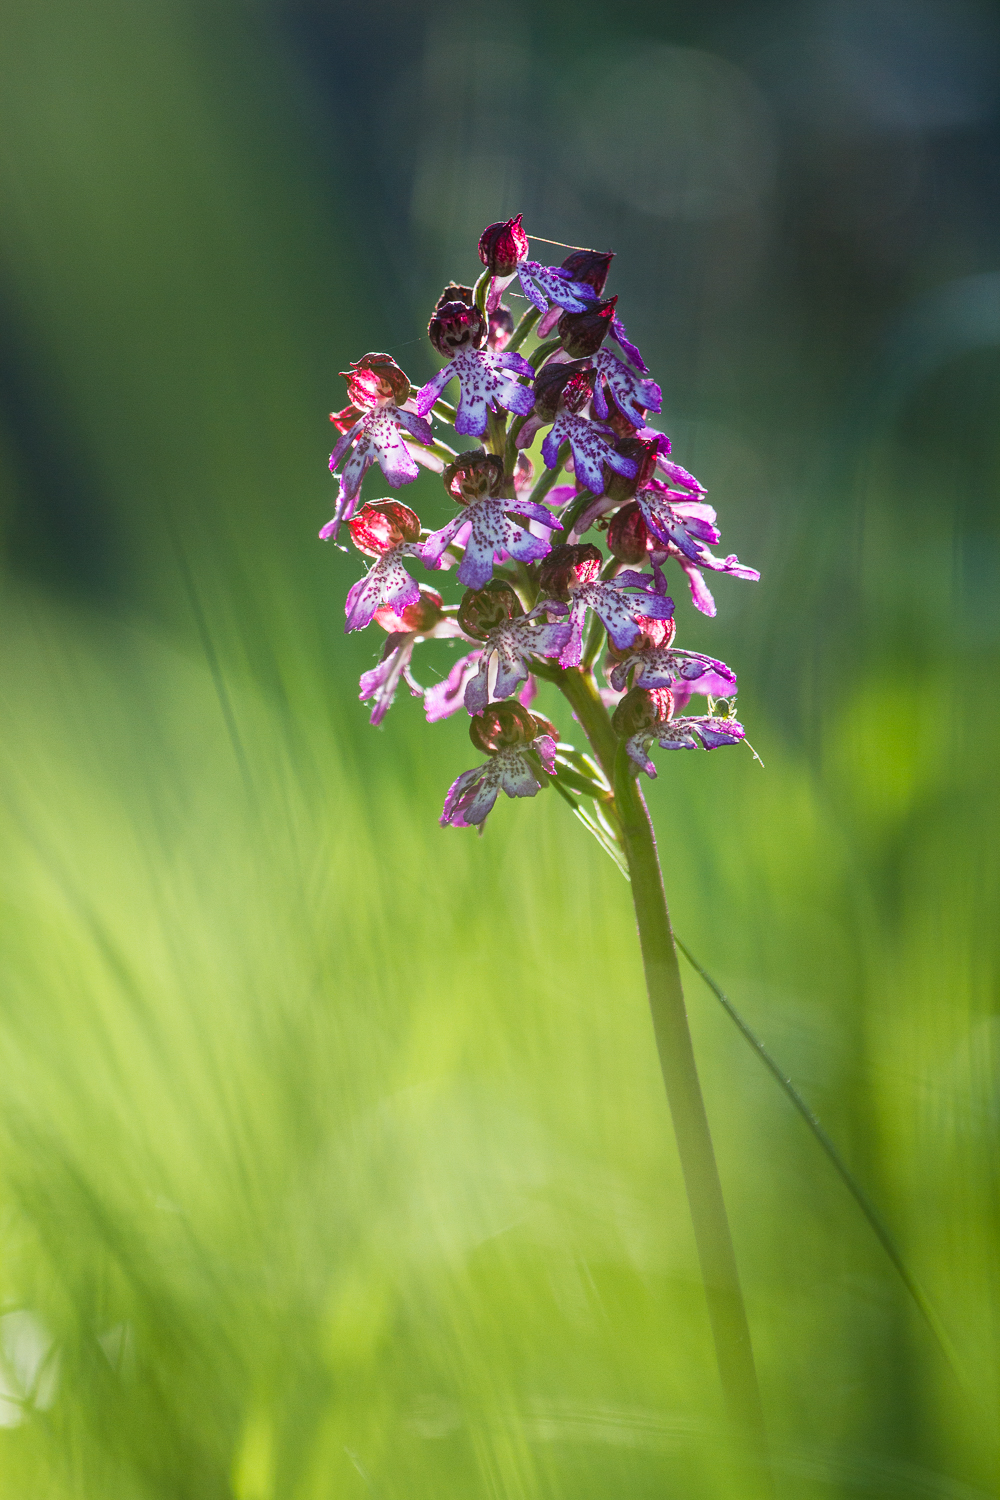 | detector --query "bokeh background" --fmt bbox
[0,1,998,1495]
